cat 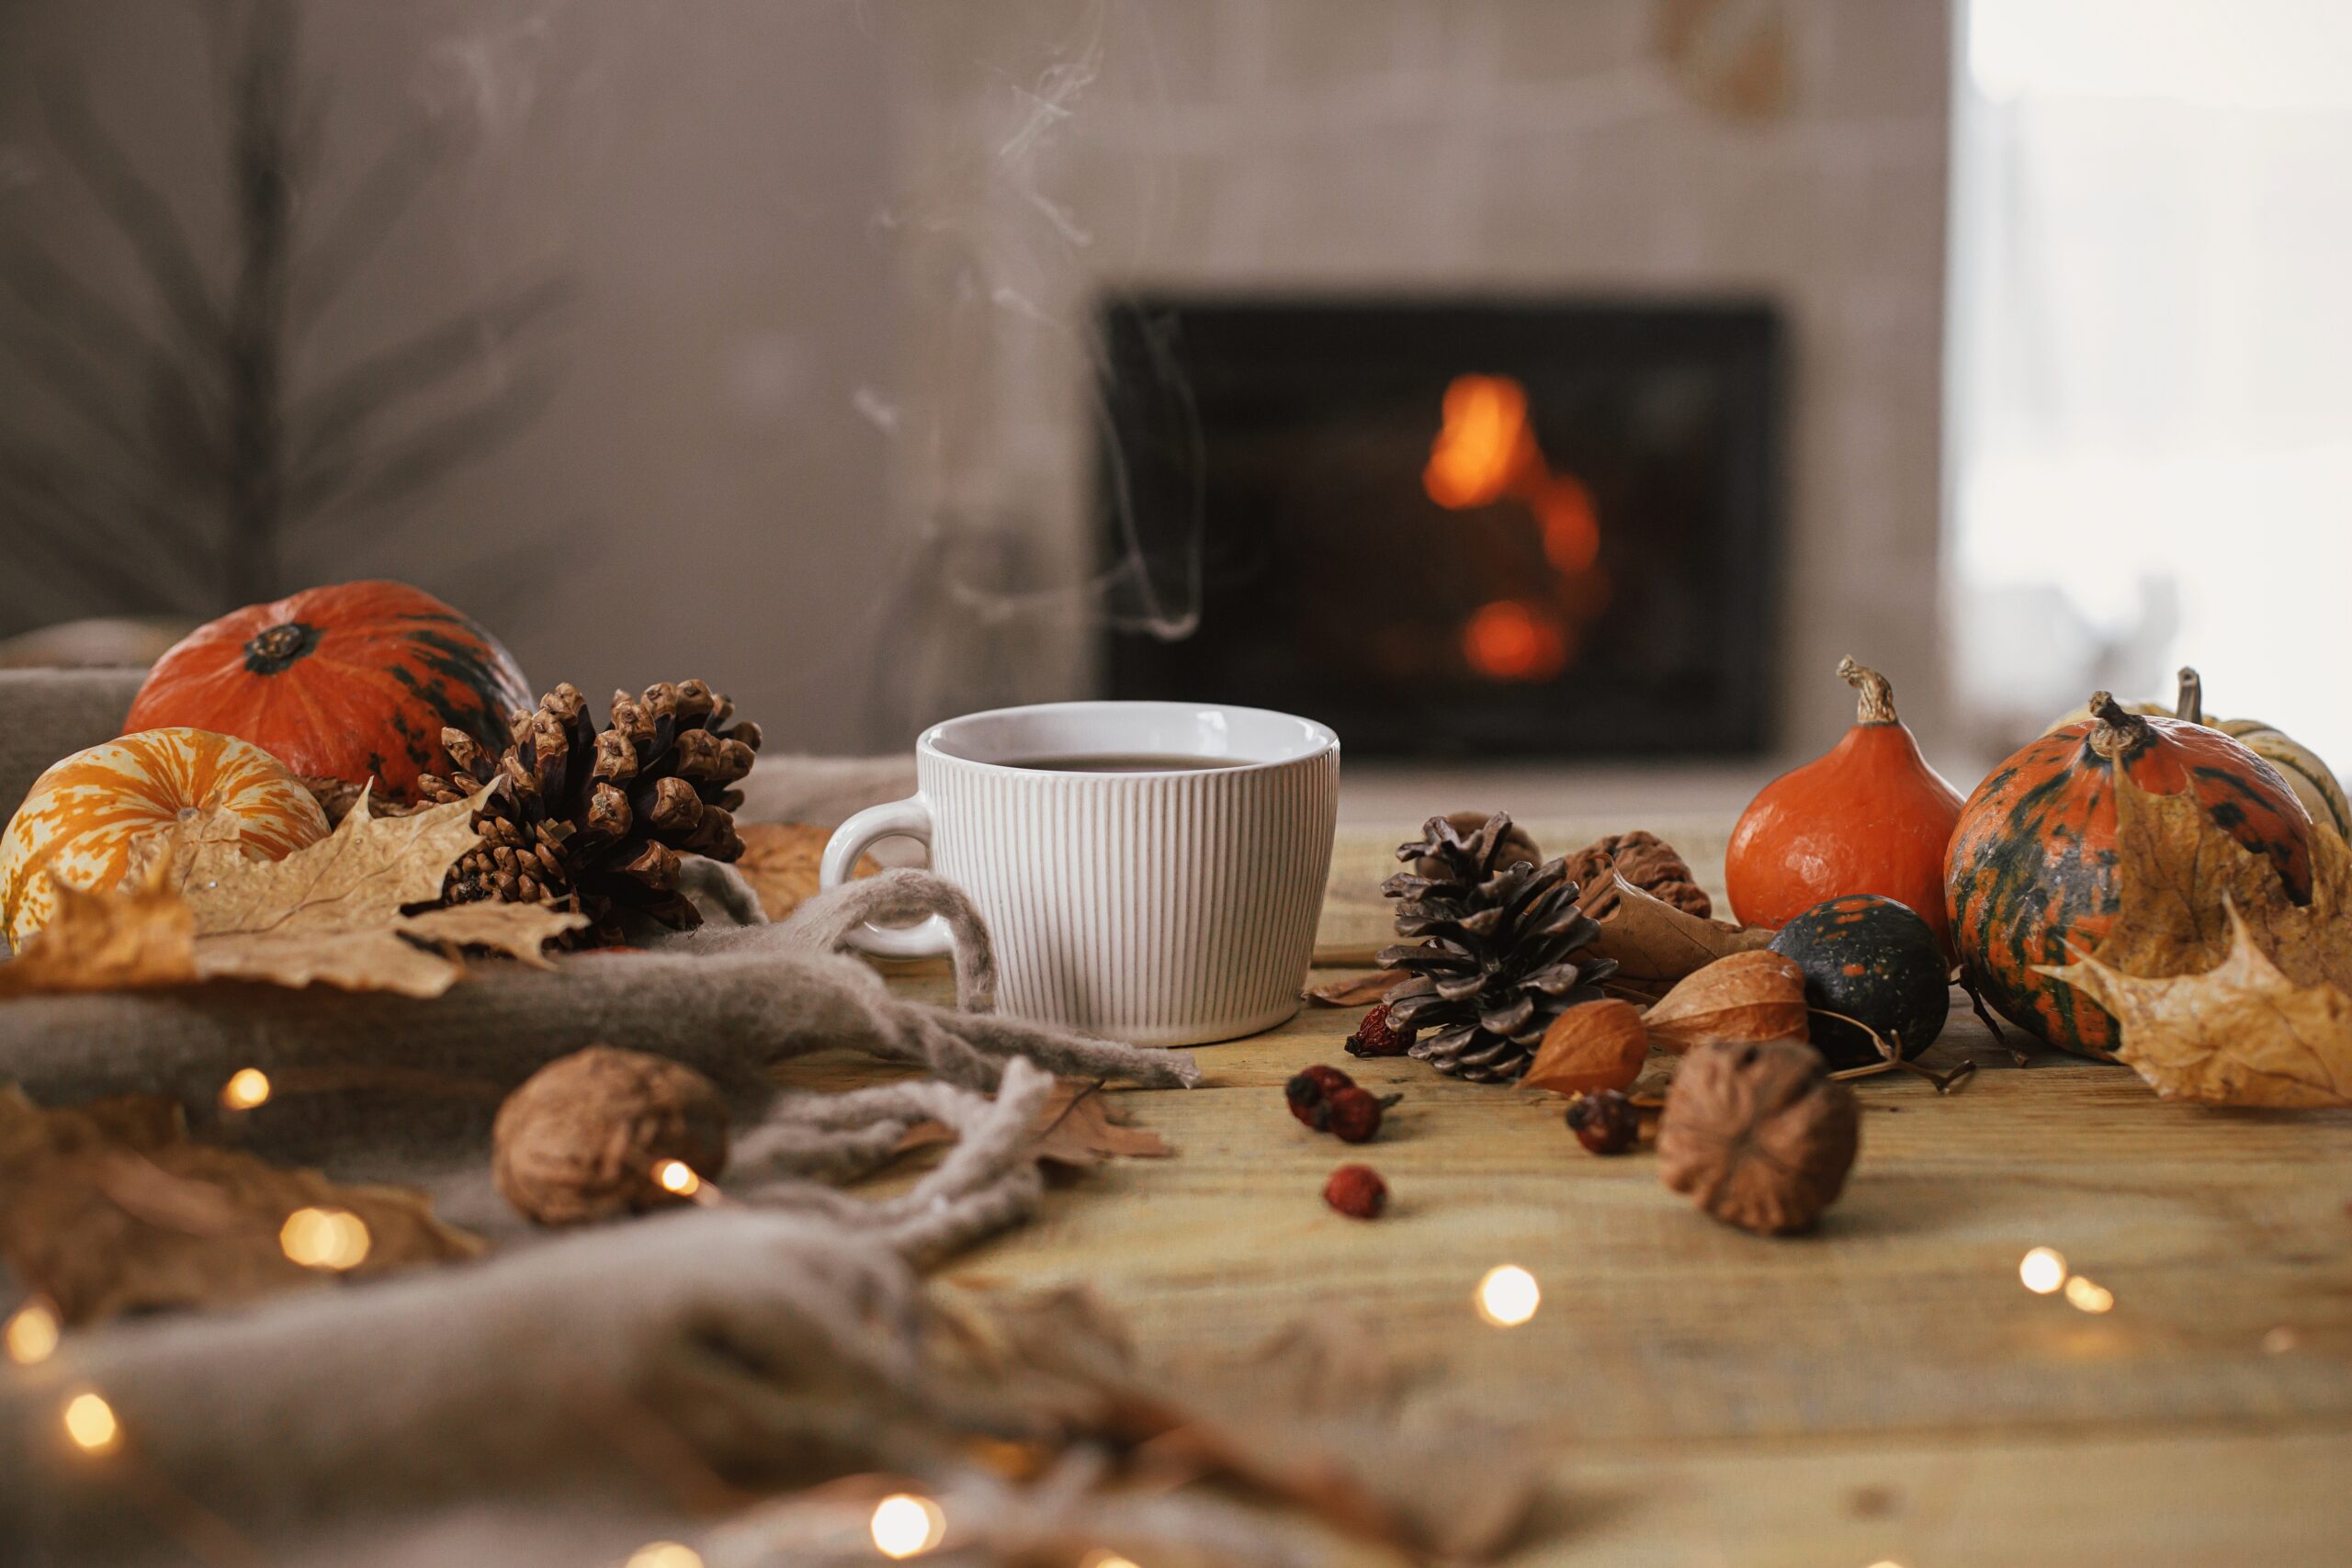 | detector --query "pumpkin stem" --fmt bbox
[2174,666,2205,725]
[2087,691,2154,761]
[1837,656,1899,726]
[241,621,321,676]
